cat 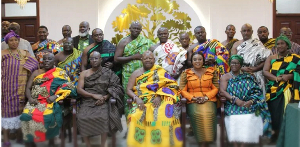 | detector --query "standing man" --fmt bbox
[221,24,239,56]
[272,27,300,55]
[187,26,229,81]
[32,26,61,65]
[231,23,271,95]
[149,27,187,80]
[1,21,10,42]
[257,26,275,50]
[81,28,121,78]
[57,25,72,46]
[73,21,94,52]
[114,21,153,120]
[1,22,34,56]
[55,37,81,86]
